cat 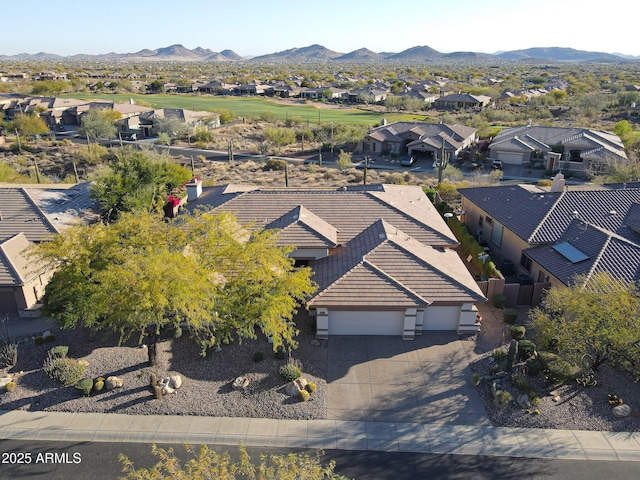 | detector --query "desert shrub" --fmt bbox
[493,390,512,409]
[253,351,264,362]
[263,158,286,171]
[492,295,507,308]
[305,382,317,393]
[34,336,44,345]
[5,381,16,392]
[43,351,86,386]
[75,378,93,397]
[511,375,529,391]
[503,308,519,325]
[489,364,501,374]
[50,345,69,357]
[538,351,574,384]
[299,389,310,402]
[471,372,481,386]
[192,129,213,142]
[526,357,543,376]
[93,379,104,392]
[518,340,536,360]
[0,343,18,367]
[44,333,56,342]
[510,325,526,340]
[279,363,302,381]
[492,348,507,361]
